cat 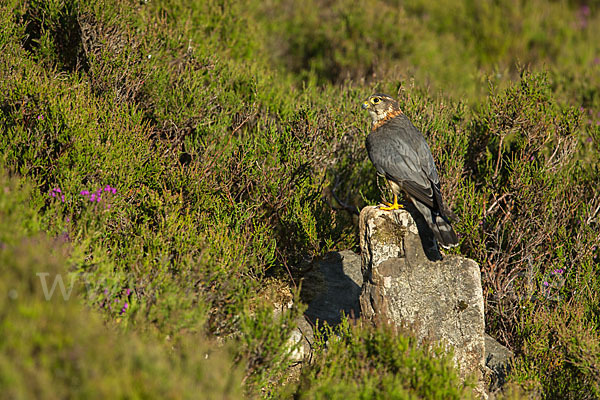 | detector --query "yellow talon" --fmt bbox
[379,194,403,211]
